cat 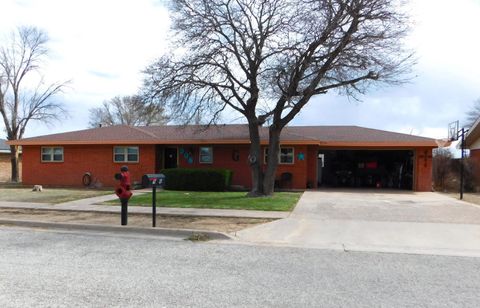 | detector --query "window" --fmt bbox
[199,146,213,164]
[41,147,64,162]
[114,146,139,163]
[280,147,294,164]
[264,147,295,164]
